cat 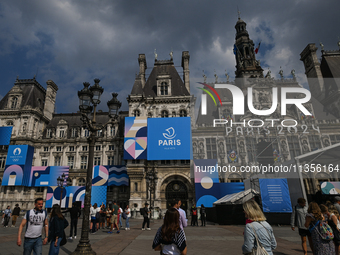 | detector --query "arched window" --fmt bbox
[11,97,18,109]
[172,112,176,117]
[78,178,86,186]
[179,110,187,117]
[147,112,152,118]
[133,109,140,117]
[134,182,138,192]
[7,121,13,126]
[160,82,168,95]
[161,110,168,118]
